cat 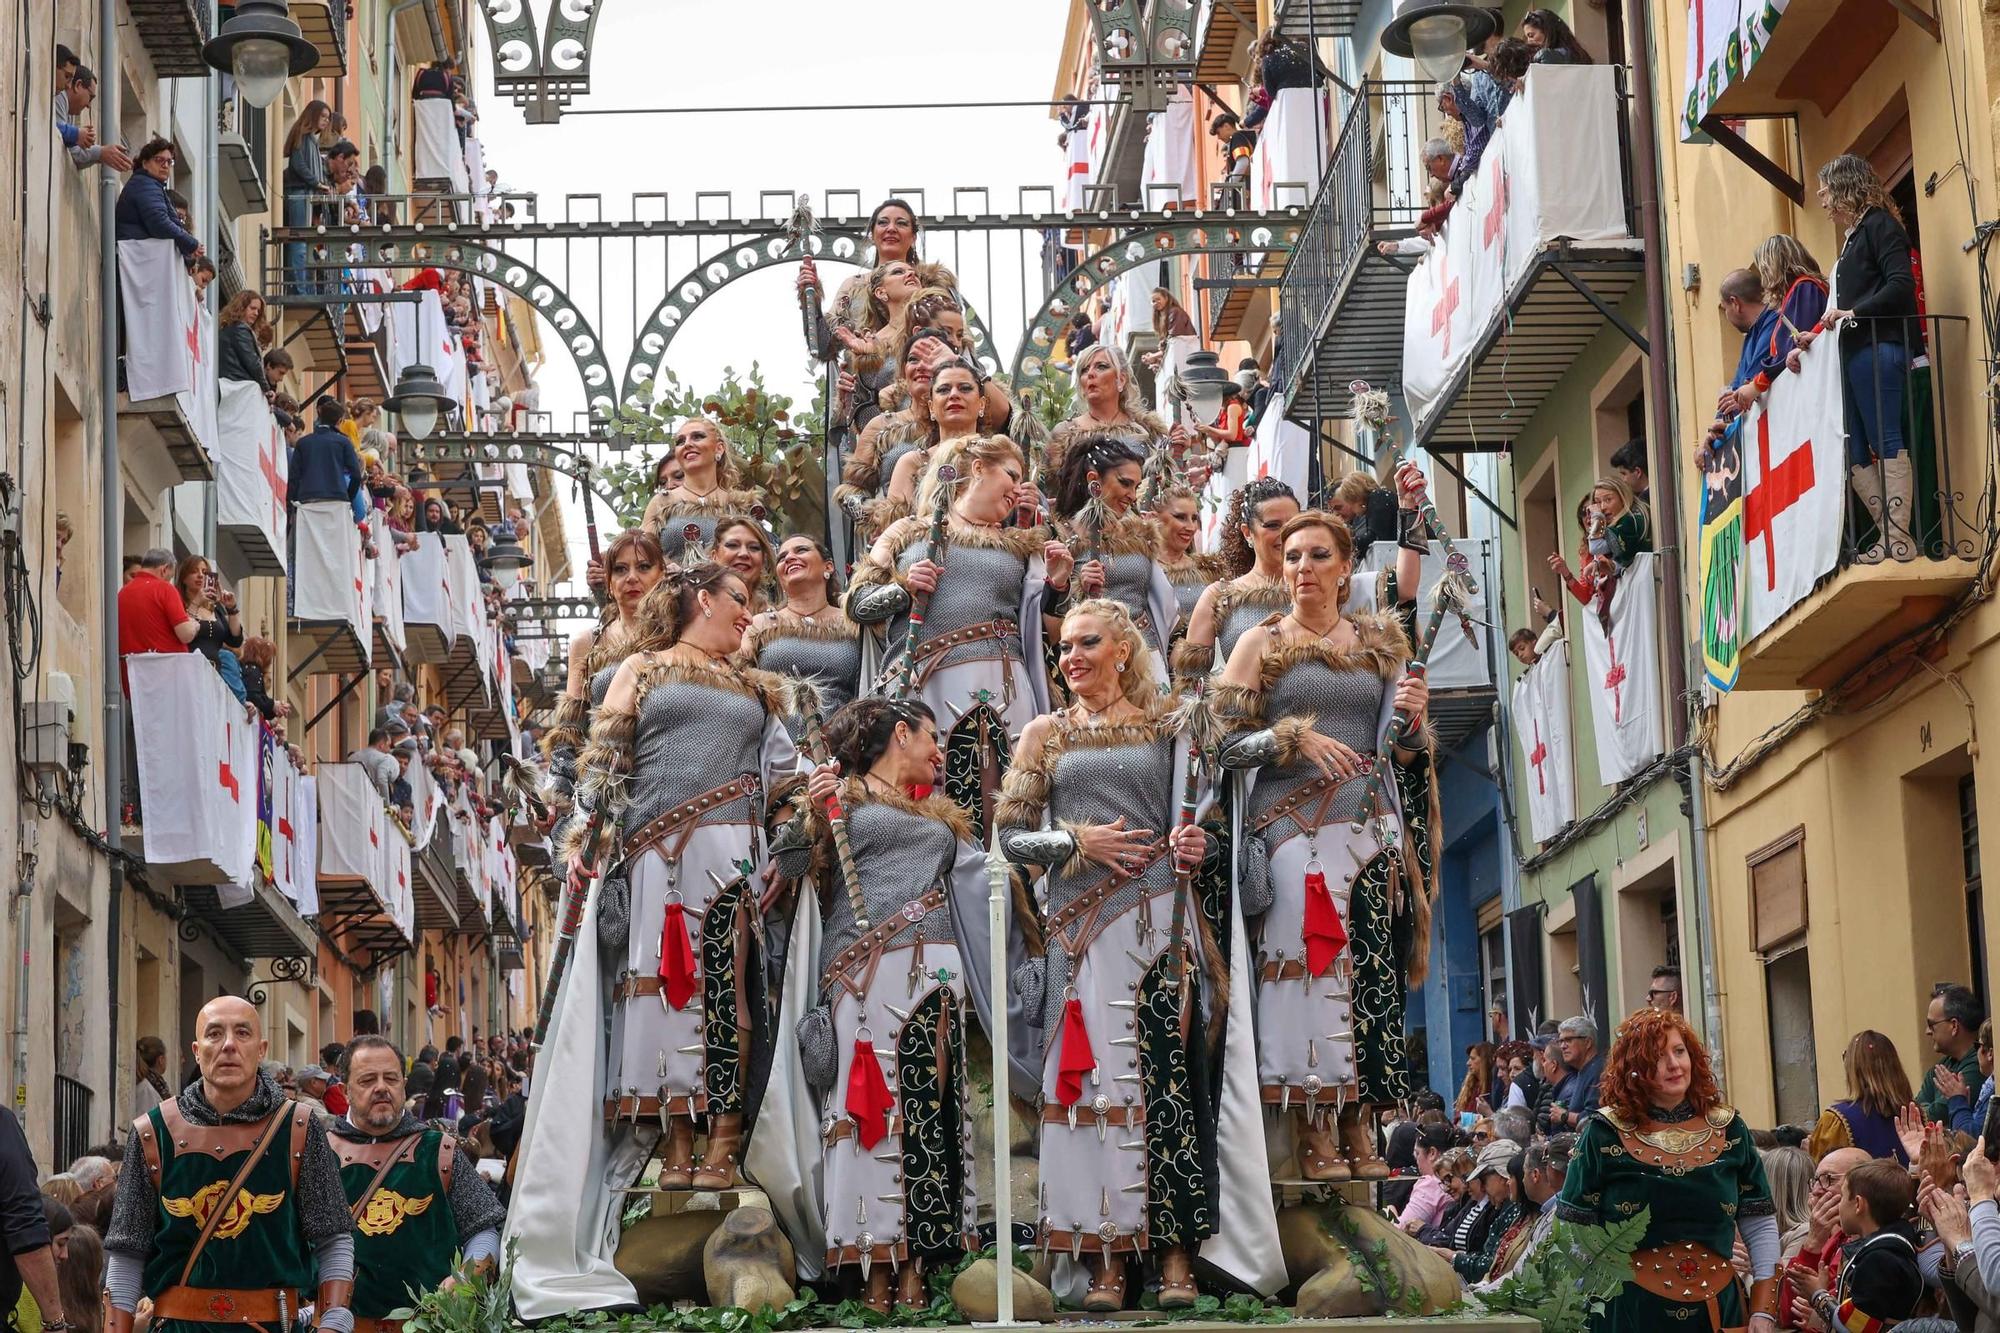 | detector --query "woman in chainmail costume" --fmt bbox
[1214,511,1438,1185]
[880,358,1014,518]
[845,435,1062,838]
[541,530,667,844]
[561,561,801,1192]
[1049,436,1179,686]
[1155,484,1227,641]
[642,416,770,565]
[1043,344,1182,486]
[739,535,861,744]
[1174,478,1300,692]
[998,601,1281,1309]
